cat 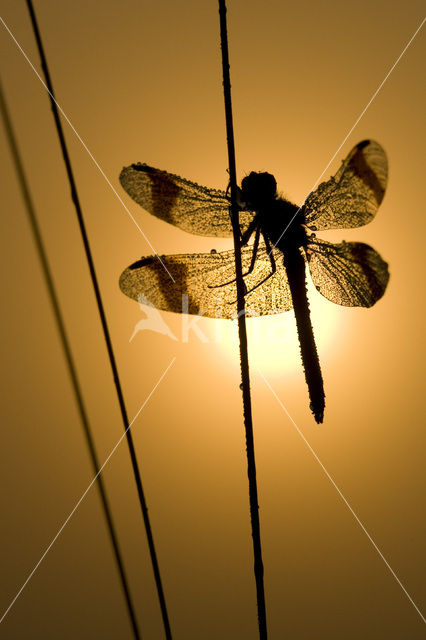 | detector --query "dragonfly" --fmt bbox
[119,139,389,423]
